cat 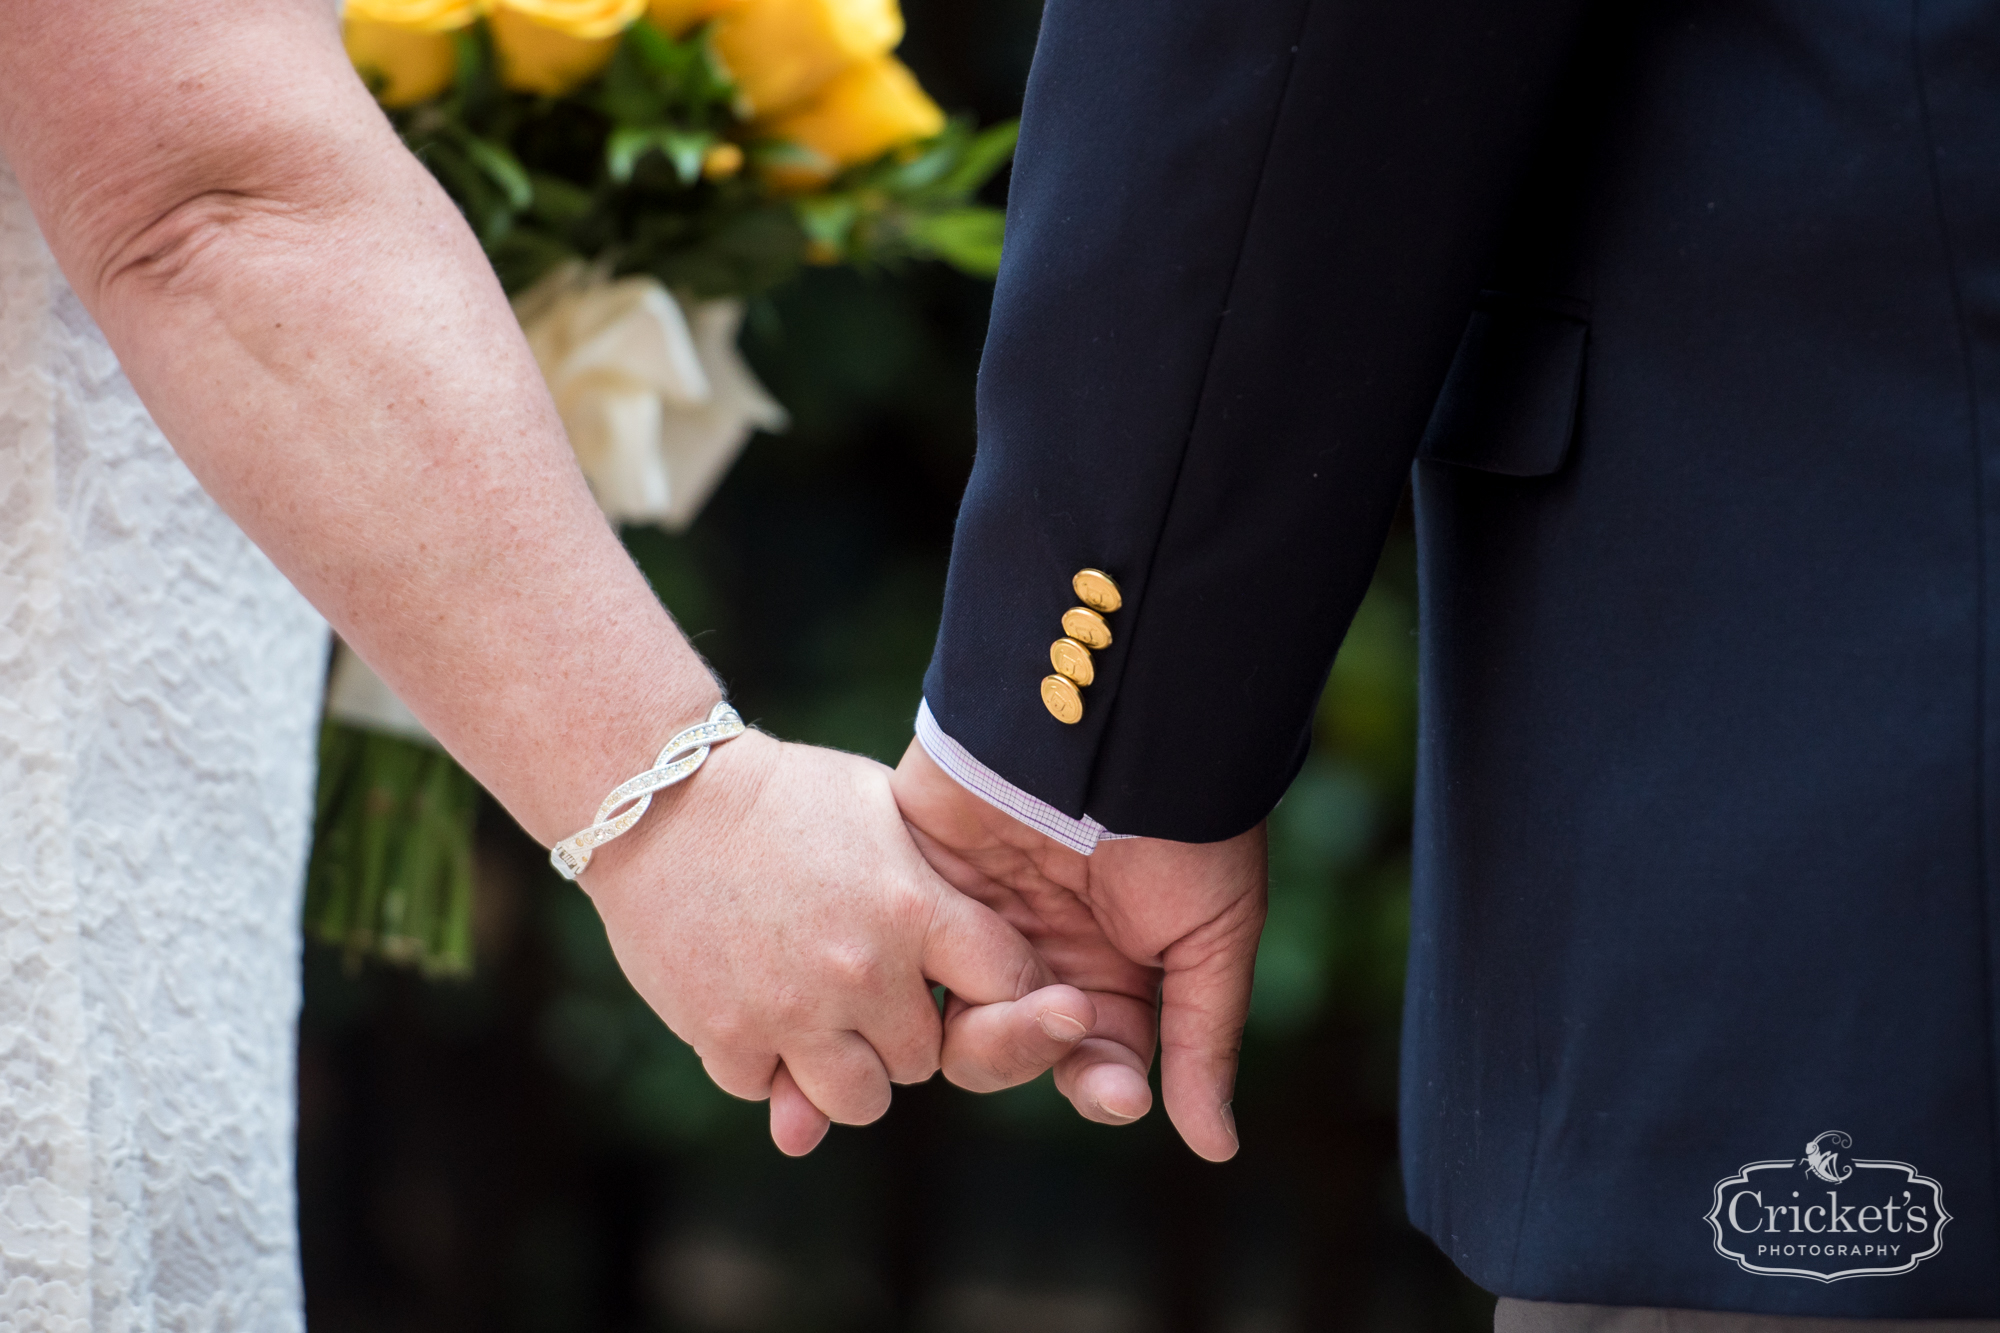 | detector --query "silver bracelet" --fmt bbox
[549,700,746,880]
